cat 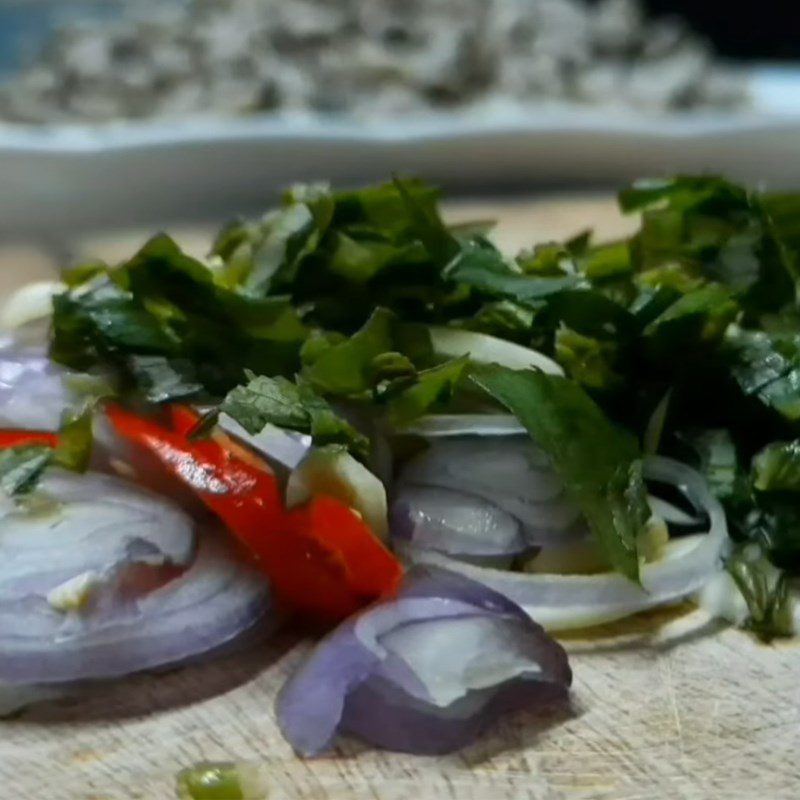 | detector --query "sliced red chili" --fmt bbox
[106,403,402,623]
[285,496,402,601]
[0,429,59,449]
